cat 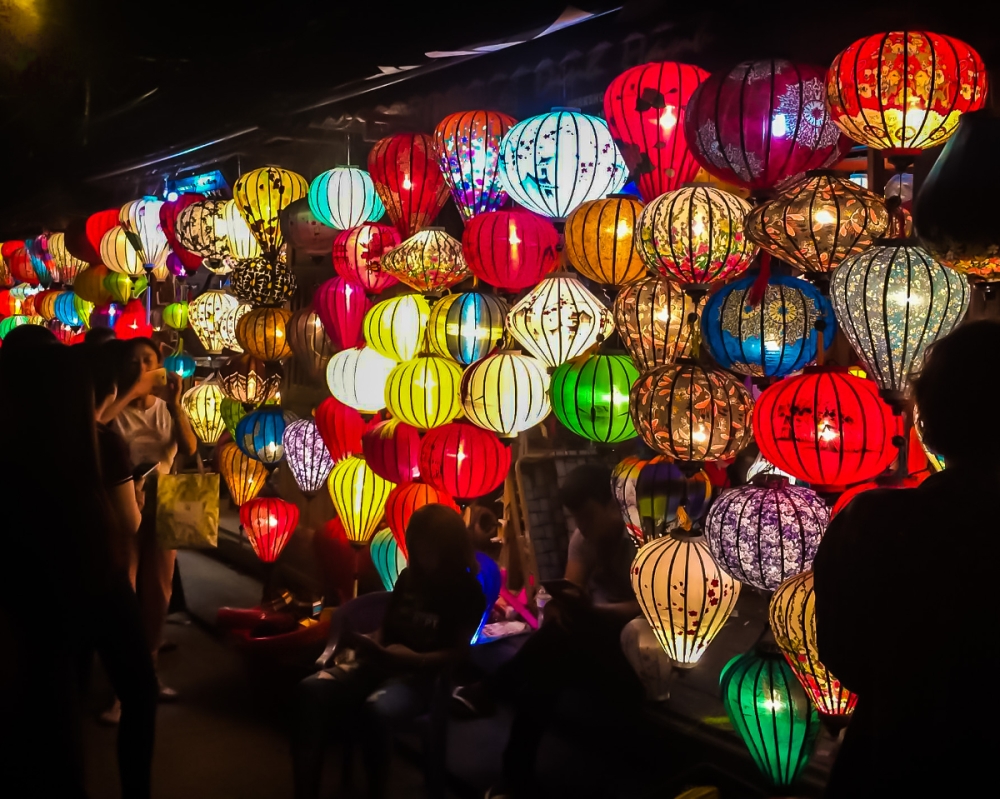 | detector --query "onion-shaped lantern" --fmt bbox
[434,110,517,221]
[120,197,169,271]
[498,108,627,218]
[217,302,251,353]
[103,272,136,306]
[101,226,143,277]
[630,363,754,462]
[362,419,422,484]
[175,200,230,272]
[236,307,293,362]
[331,223,400,293]
[219,354,282,405]
[419,421,510,500]
[189,290,239,354]
[222,199,263,263]
[564,196,647,286]
[233,166,309,255]
[427,292,507,366]
[230,255,297,307]
[370,528,408,591]
[826,31,988,155]
[550,353,639,443]
[287,306,336,378]
[363,293,430,362]
[327,456,395,544]
[325,346,395,413]
[239,497,299,563]
[181,381,226,444]
[159,193,205,273]
[314,277,370,350]
[701,273,837,378]
[47,232,88,285]
[282,418,334,494]
[613,276,703,371]
[613,456,712,547]
[314,395,366,463]
[632,532,741,667]
[163,302,188,330]
[460,350,550,437]
[385,482,459,555]
[73,293,94,328]
[507,274,614,369]
[308,166,385,230]
[380,228,470,293]
[236,408,286,464]
[368,133,450,238]
[384,355,464,430]
[462,209,560,291]
[8,247,39,286]
[218,442,269,506]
